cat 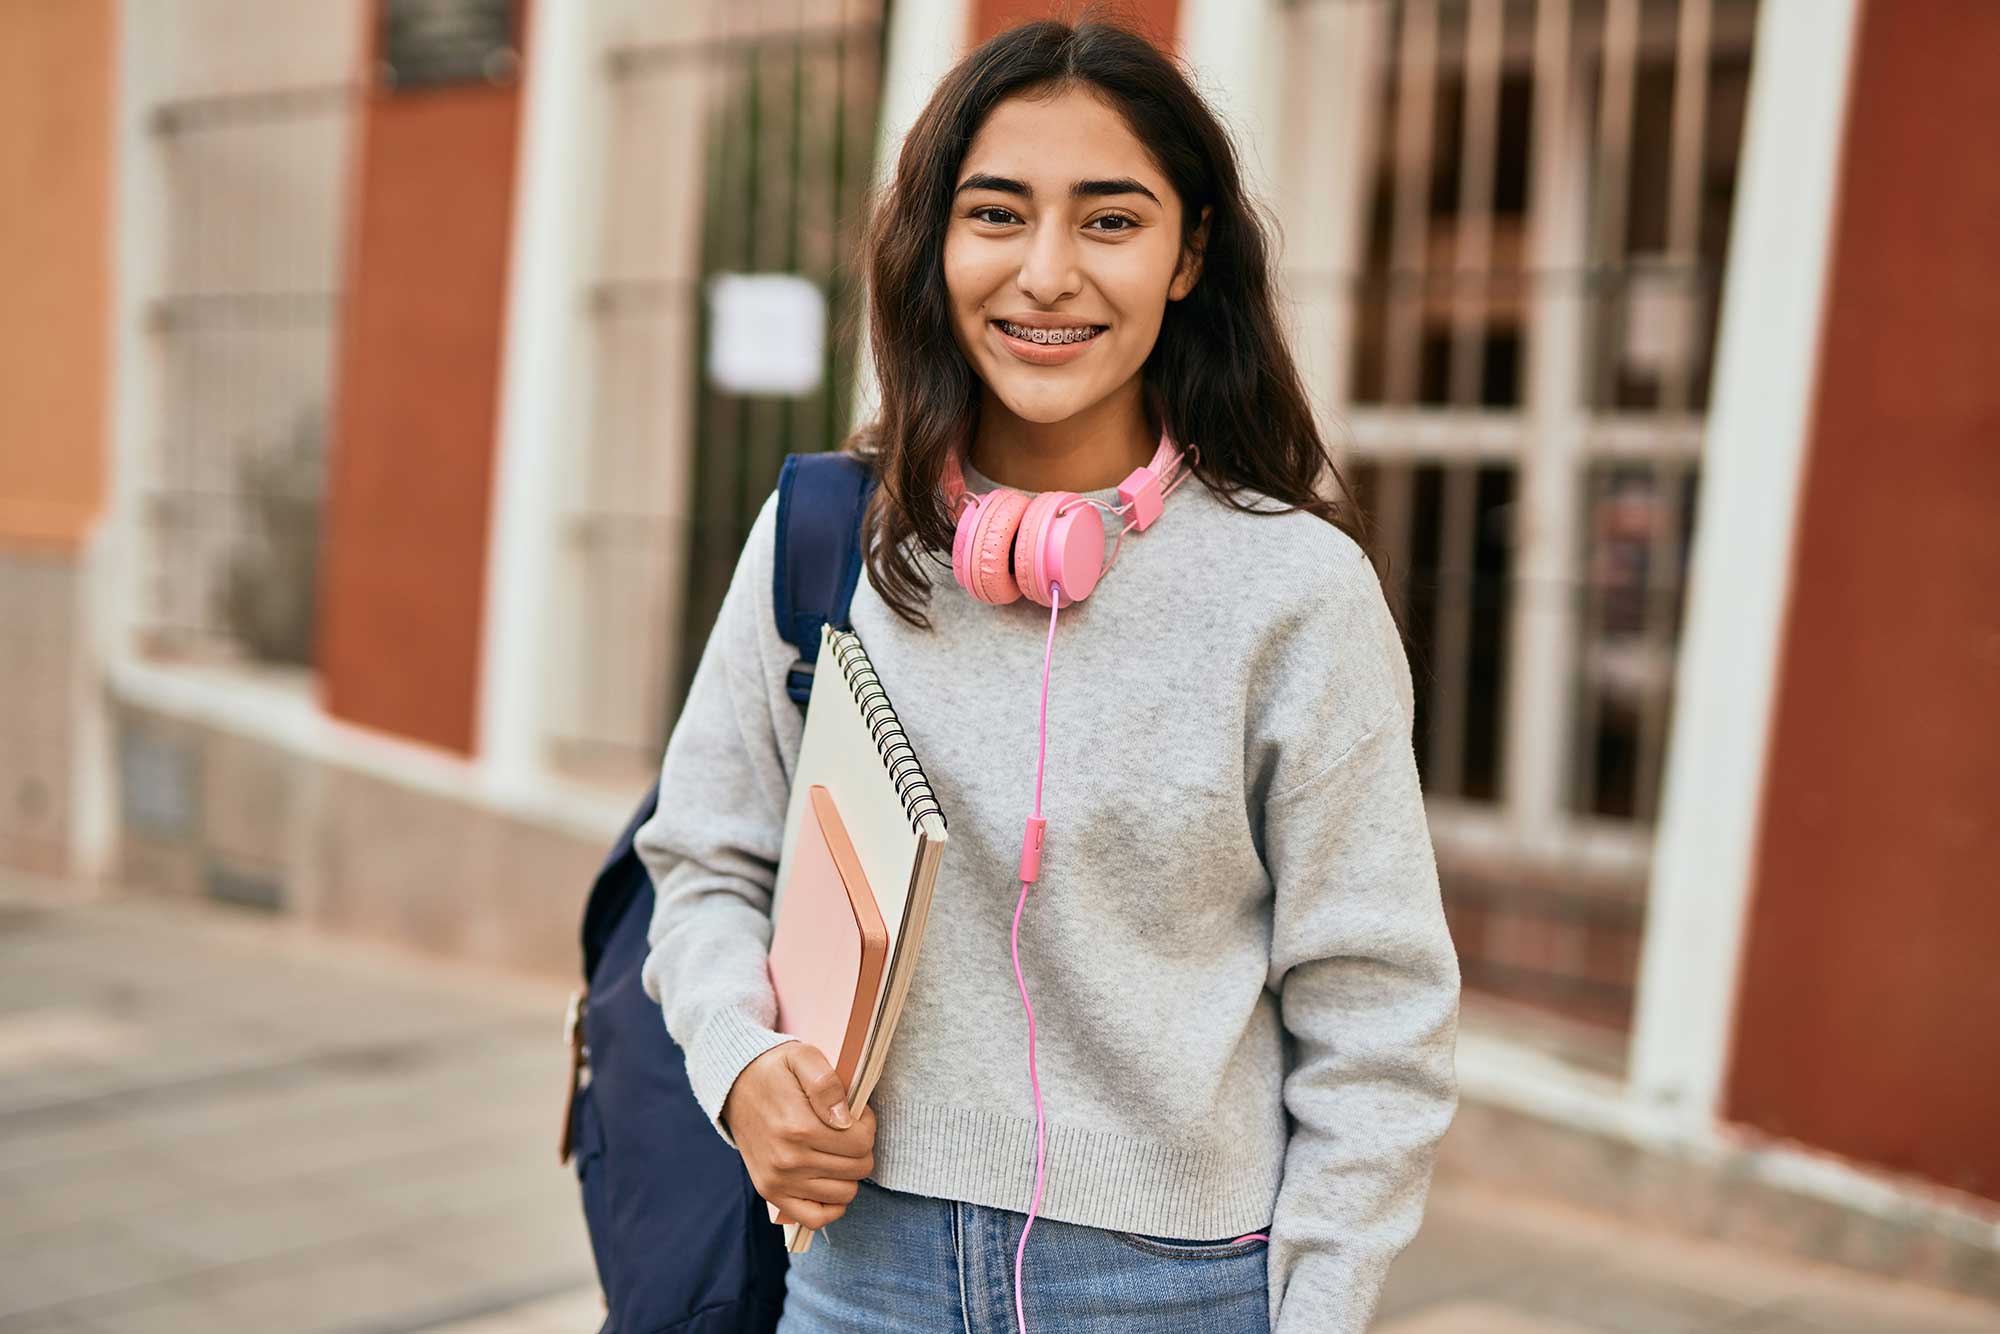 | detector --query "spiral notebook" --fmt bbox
[765,623,948,1254]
